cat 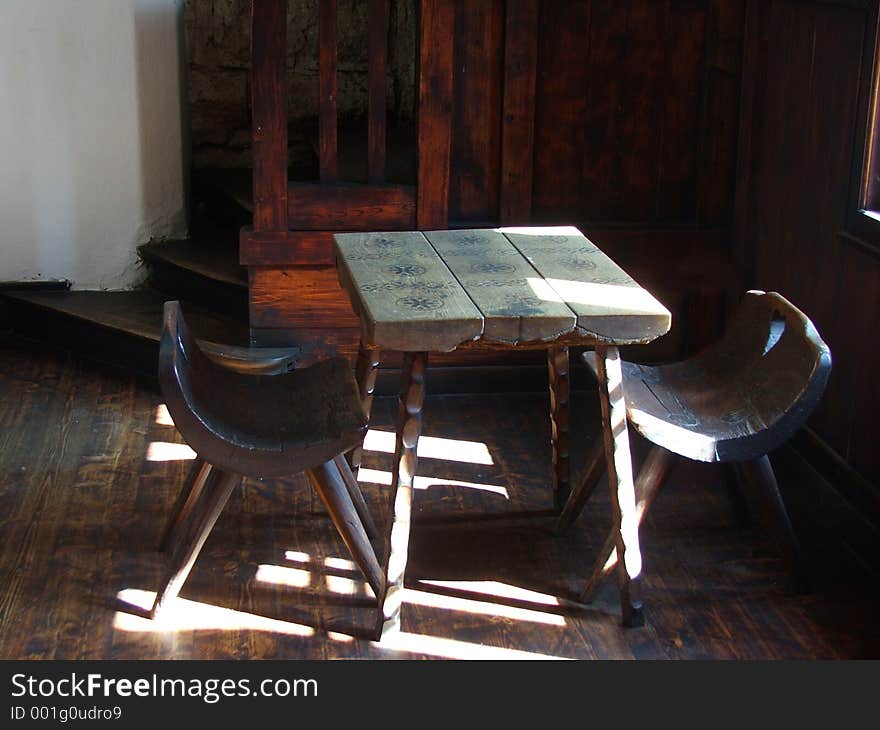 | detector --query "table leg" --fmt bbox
[547,347,571,512]
[374,351,427,640]
[348,341,381,475]
[592,345,644,627]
